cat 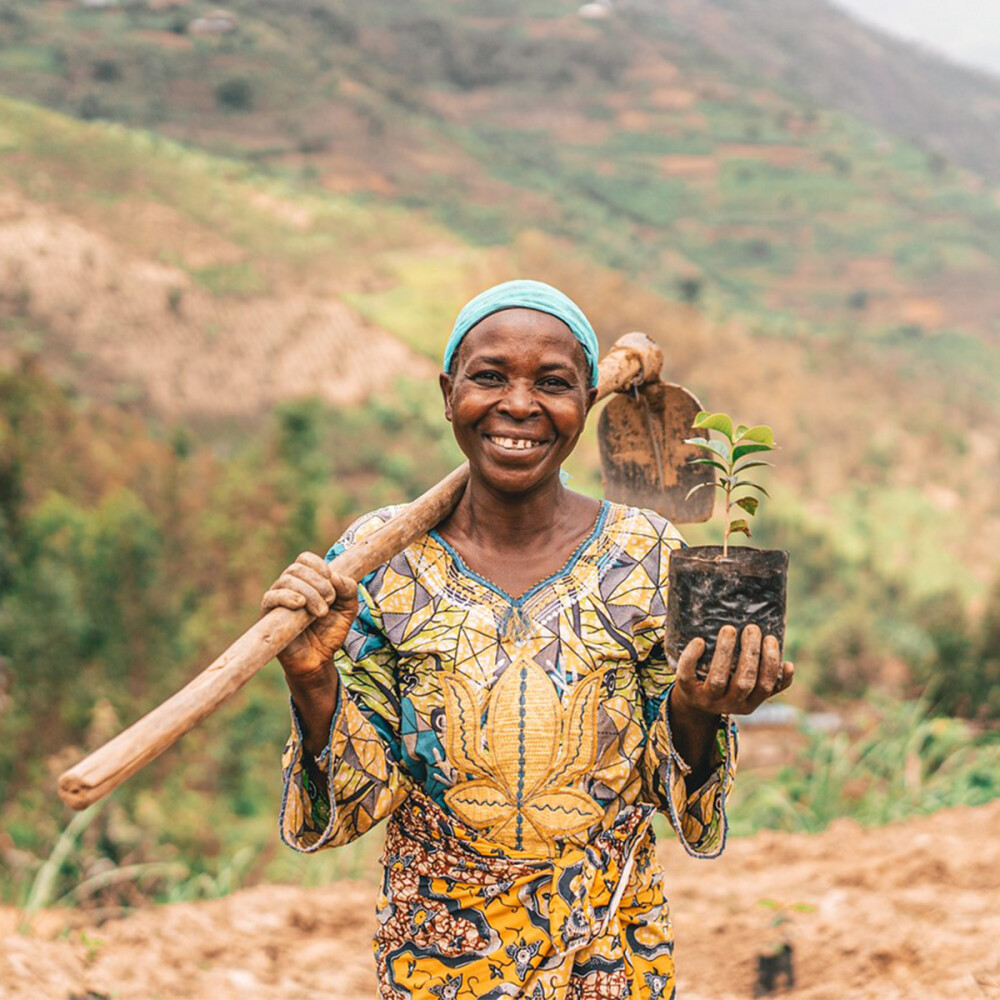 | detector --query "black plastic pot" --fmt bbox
[666,545,789,678]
